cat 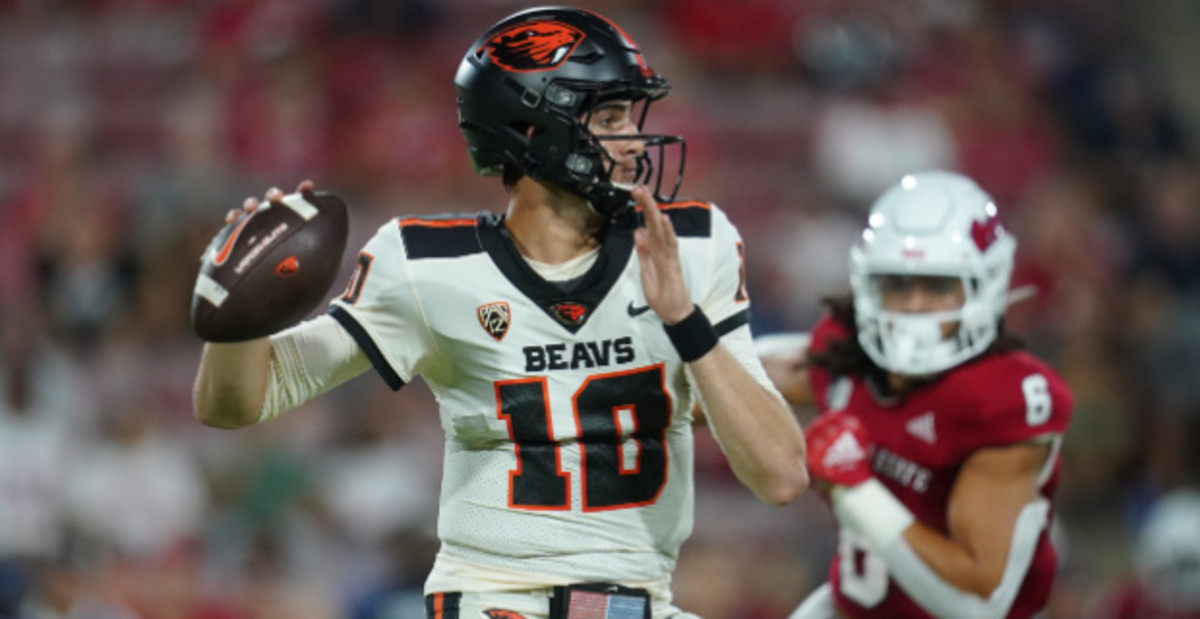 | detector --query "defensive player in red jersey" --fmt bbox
[762,171,1074,618]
